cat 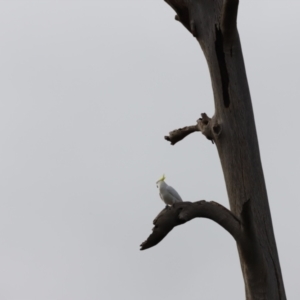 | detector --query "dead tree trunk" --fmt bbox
[140,1,286,299]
